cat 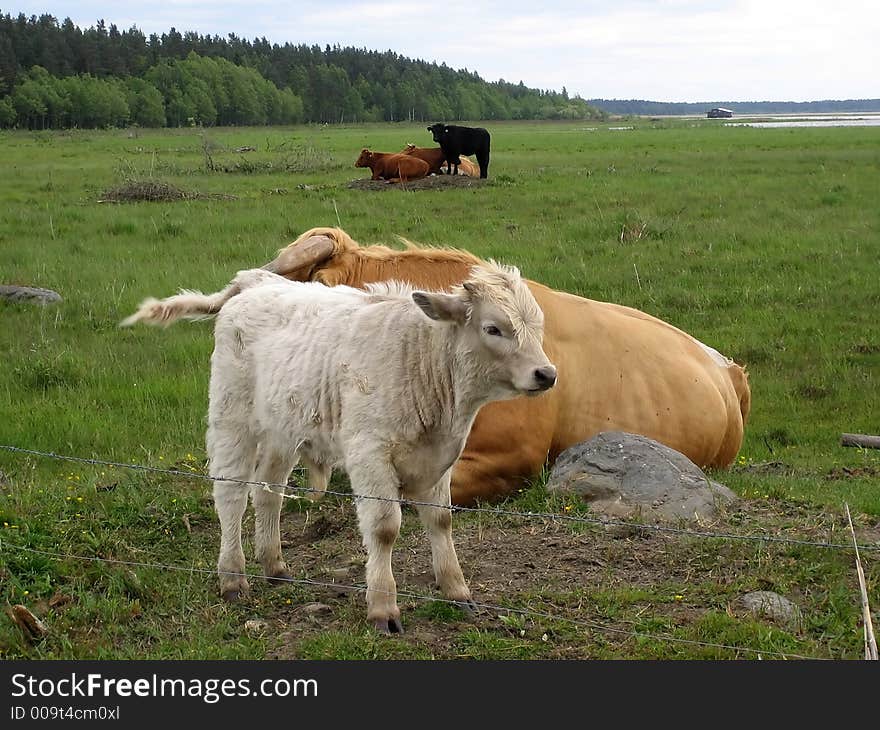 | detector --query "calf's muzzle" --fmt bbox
[532,365,557,391]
